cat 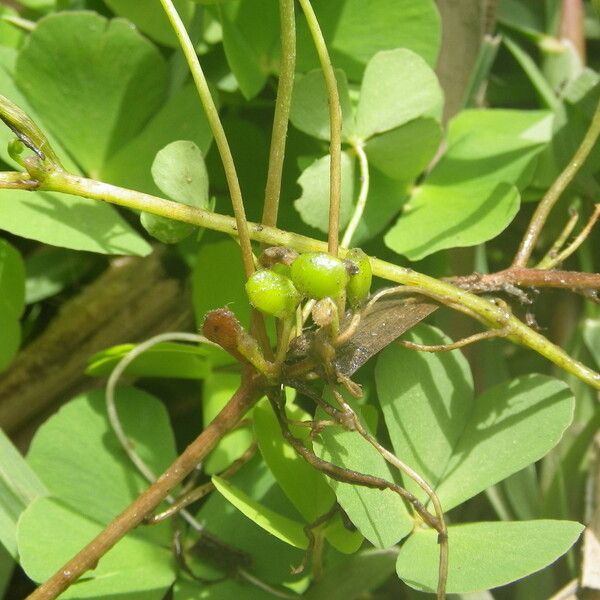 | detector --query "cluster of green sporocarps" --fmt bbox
[245,247,372,319]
